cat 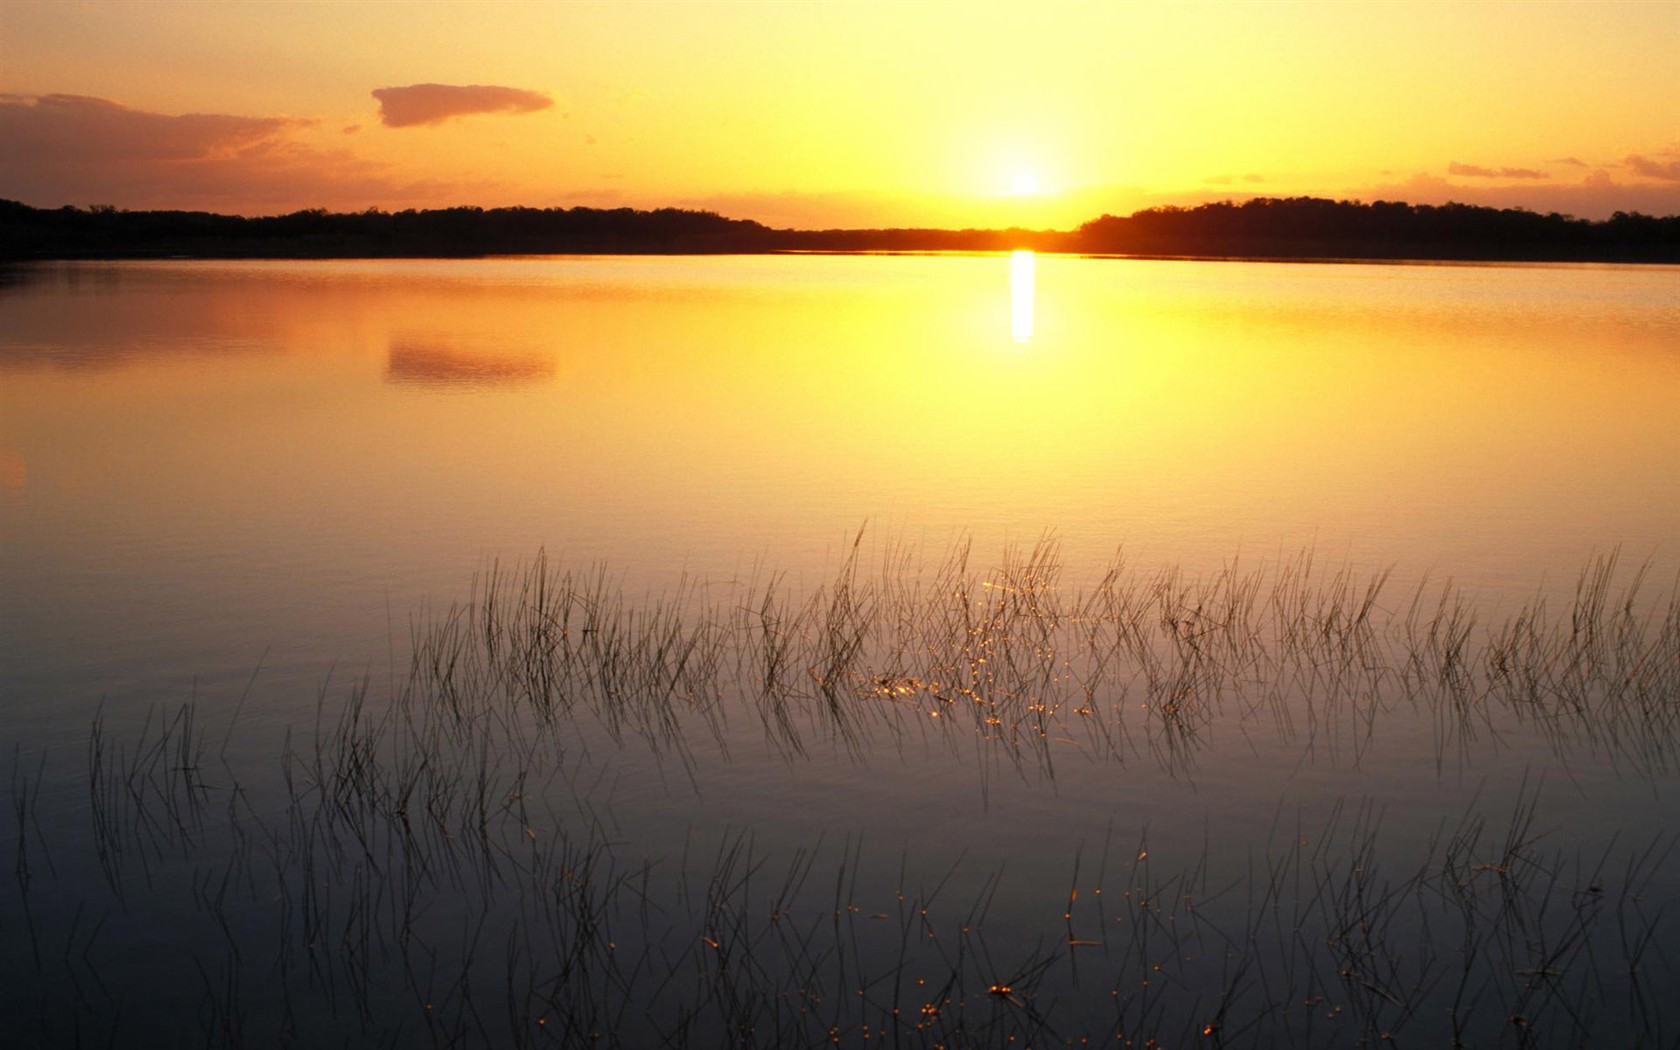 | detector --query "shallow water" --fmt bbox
[1,255,1677,1046]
